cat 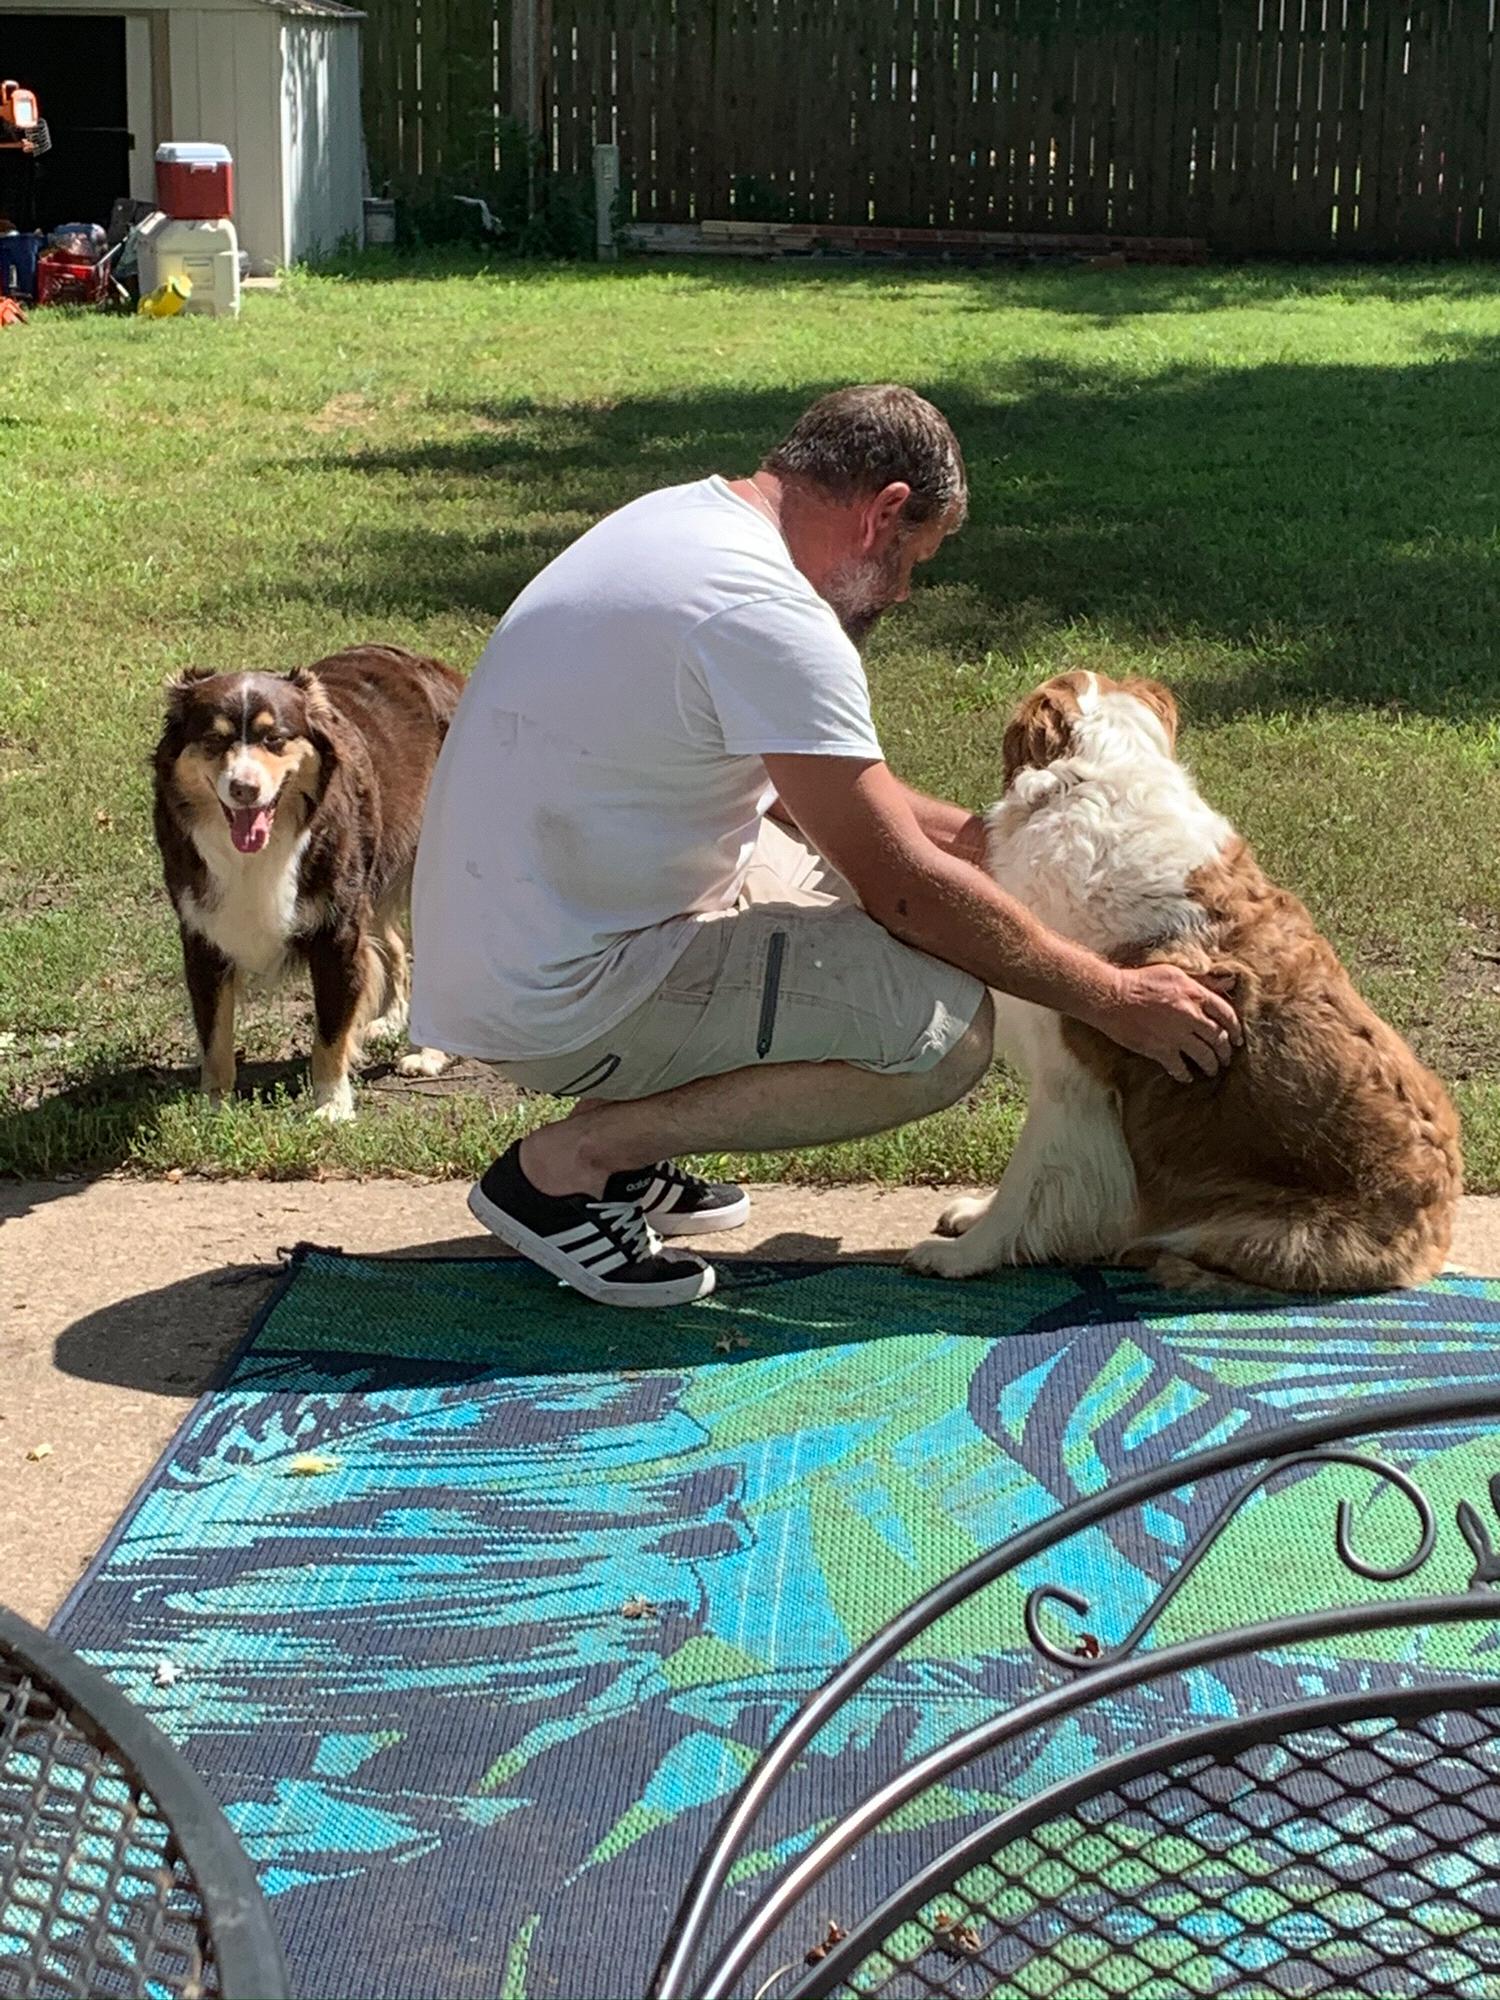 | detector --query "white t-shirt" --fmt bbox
[410,477,883,1060]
